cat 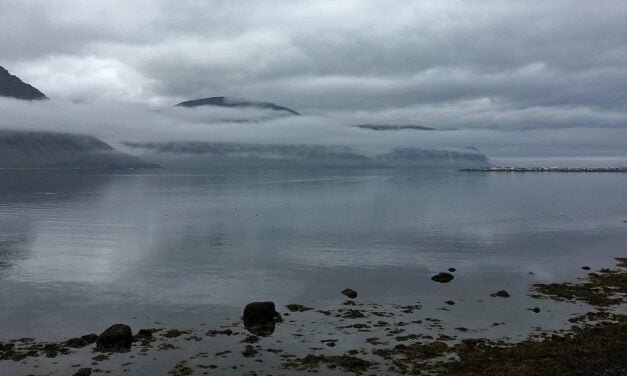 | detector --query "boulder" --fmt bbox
[243,302,281,336]
[431,272,454,283]
[96,324,133,352]
[341,288,358,299]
